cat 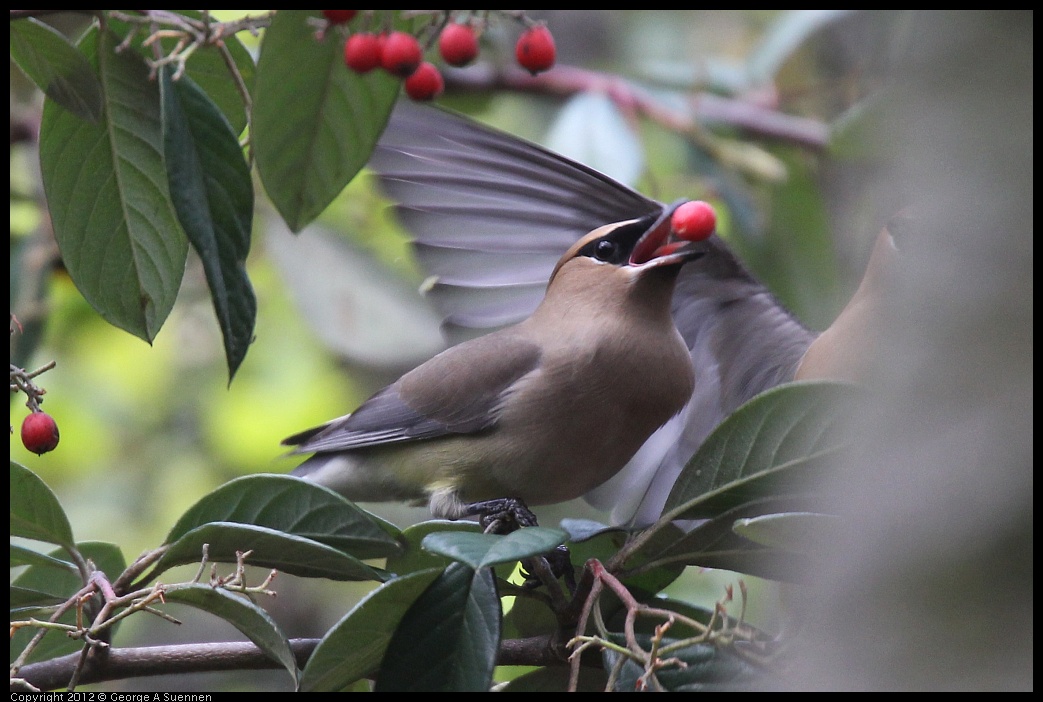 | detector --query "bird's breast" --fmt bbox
[469,320,694,505]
